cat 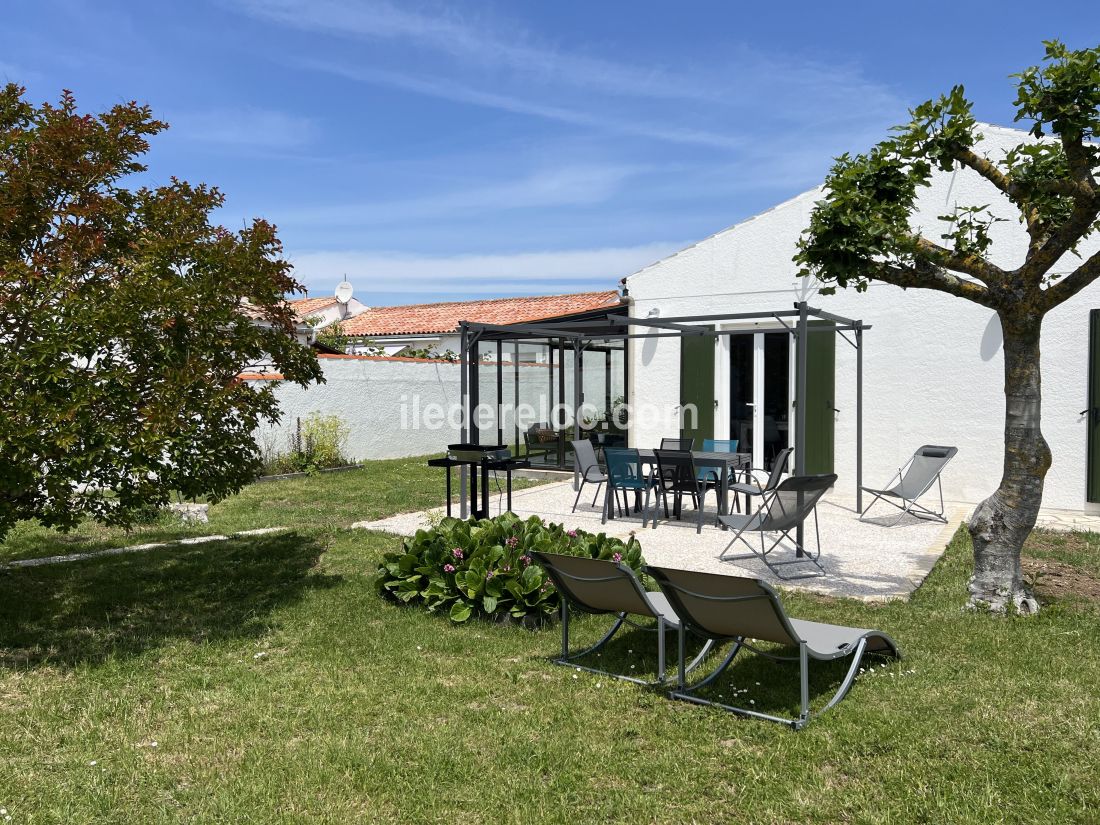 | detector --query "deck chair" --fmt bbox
[646,566,901,729]
[570,439,607,513]
[718,473,836,580]
[531,552,714,685]
[728,446,791,512]
[860,445,958,526]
